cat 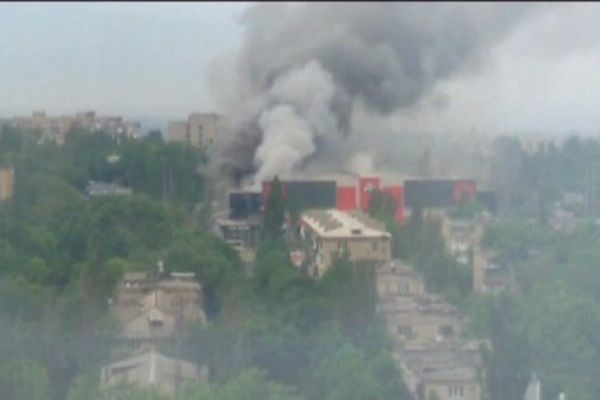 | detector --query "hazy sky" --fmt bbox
[0,2,248,120]
[3,2,600,136]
